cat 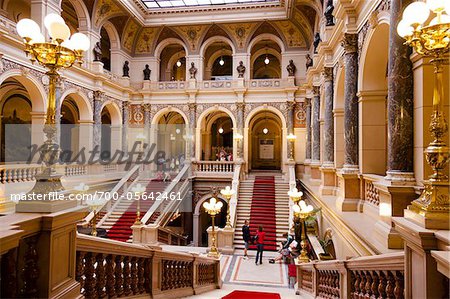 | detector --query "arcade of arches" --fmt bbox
[0,0,449,298]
